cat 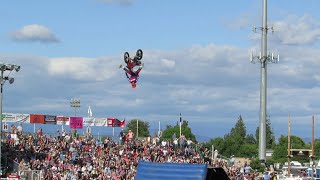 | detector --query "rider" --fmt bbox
[126,56,141,69]
[119,63,143,88]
